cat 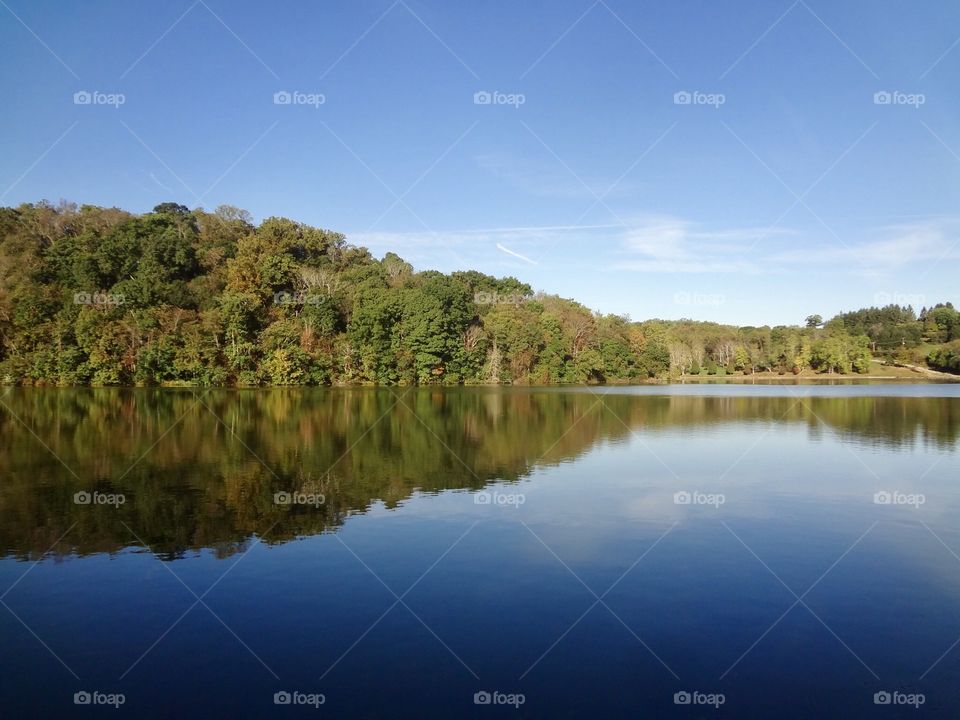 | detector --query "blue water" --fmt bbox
[1,385,958,718]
